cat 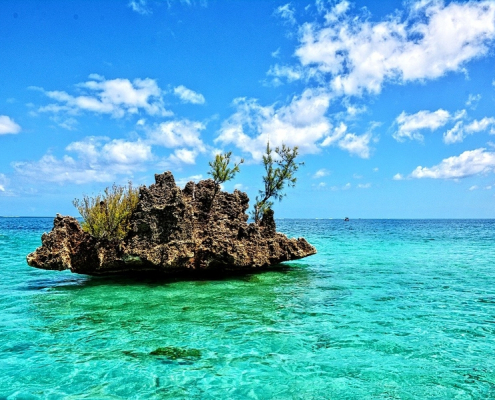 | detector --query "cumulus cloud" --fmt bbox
[217,89,372,160]
[168,148,198,165]
[393,109,451,142]
[147,119,207,152]
[12,114,209,185]
[443,117,495,144]
[13,137,152,184]
[145,119,208,168]
[0,115,21,135]
[357,183,371,189]
[313,168,329,178]
[173,85,205,105]
[216,89,332,160]
[289,1,495,96]
[409,148,495,179]
[337,132,372,158]
[34,75,172,119]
